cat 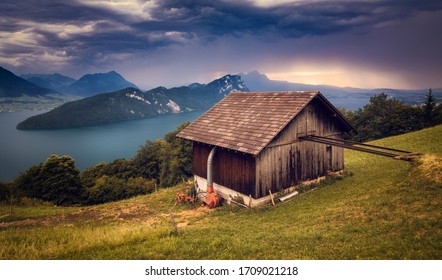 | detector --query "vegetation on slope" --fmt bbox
[341,90,442,142]
[0,125,441,259]
[1,123,192,206]
[16,74,249,129]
